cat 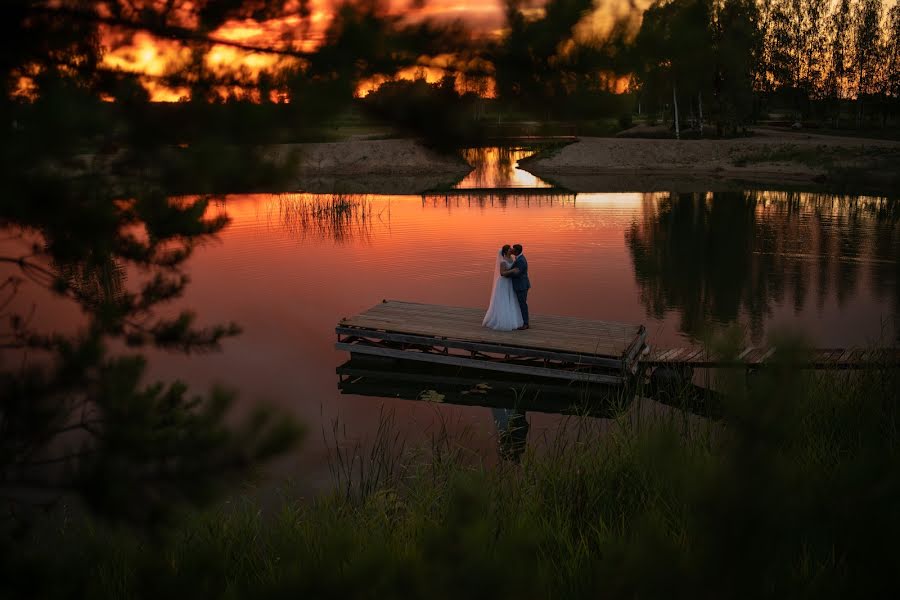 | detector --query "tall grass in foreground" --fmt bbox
[5,345,900,598]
